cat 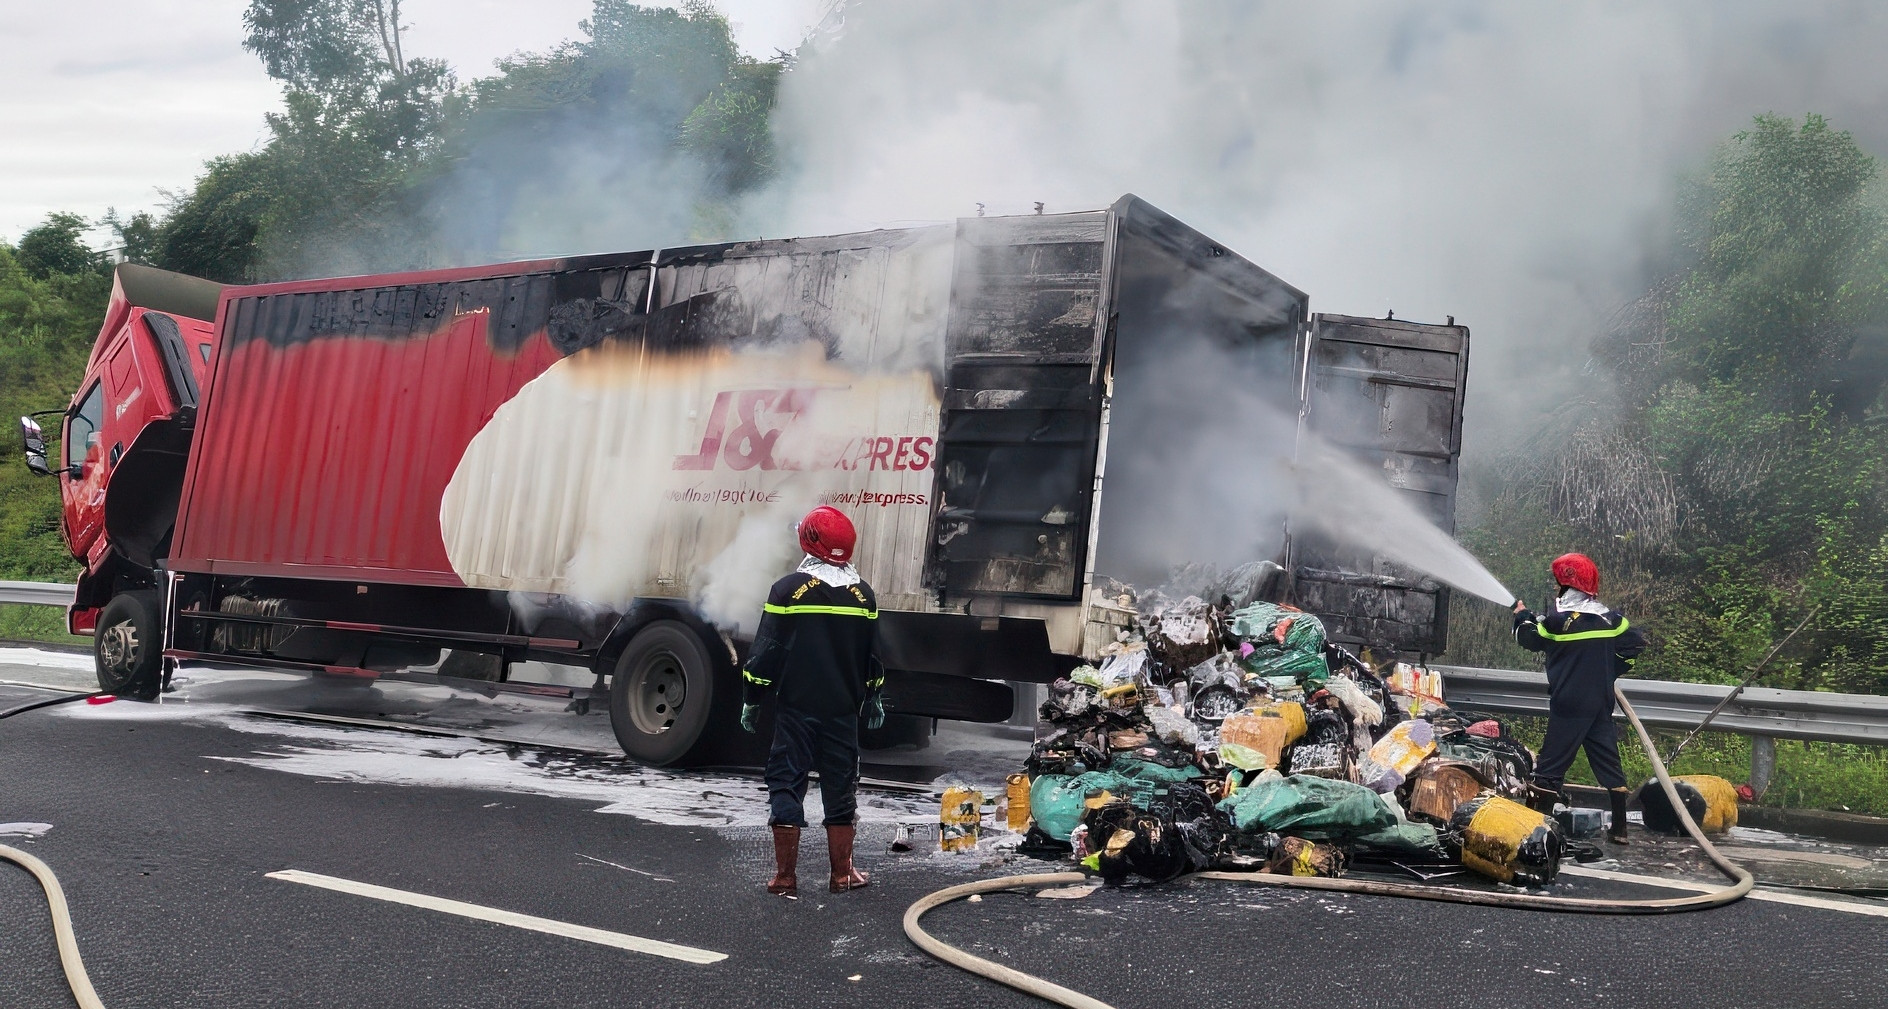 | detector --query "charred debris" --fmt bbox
[1001,564,1578,887]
